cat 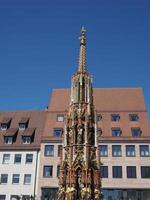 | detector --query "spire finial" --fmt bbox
[79,26,86,46]
[78,26,87,72]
